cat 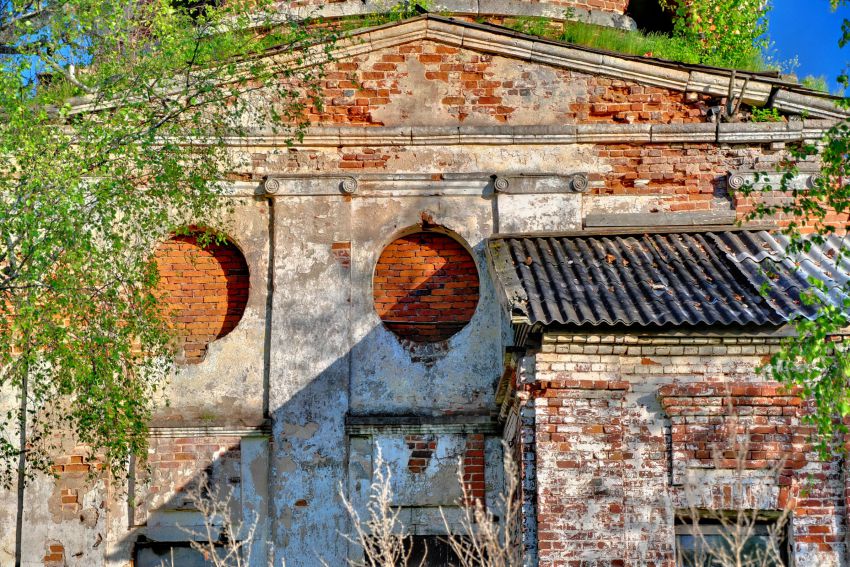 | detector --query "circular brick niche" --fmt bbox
[373,231,480,343]
[154,233,250,363]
